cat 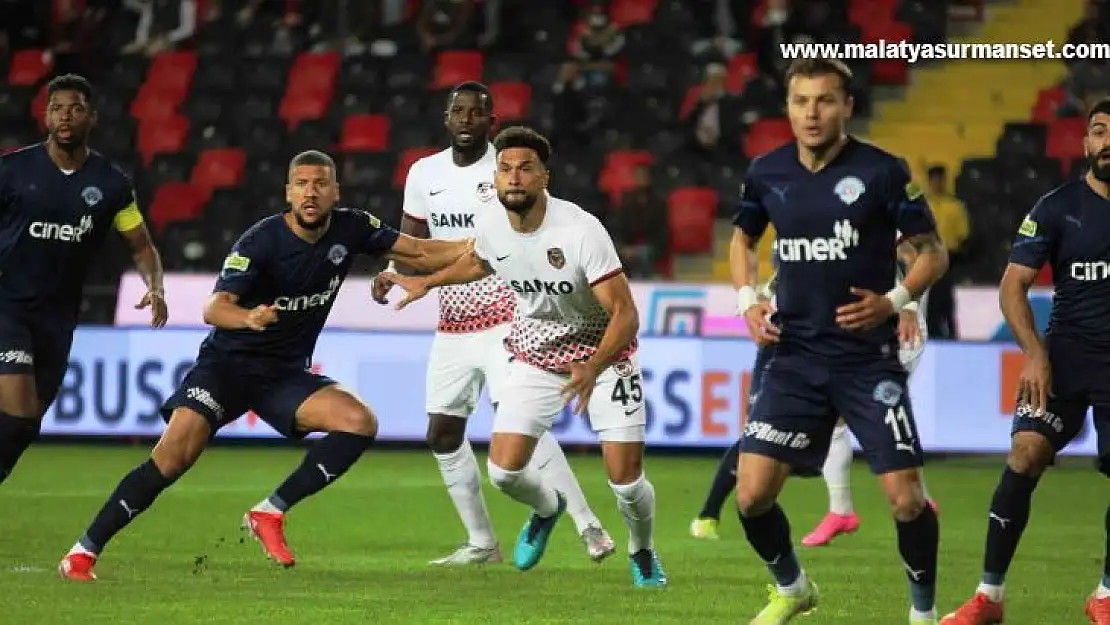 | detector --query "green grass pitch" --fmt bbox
[0,444,1103,624]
